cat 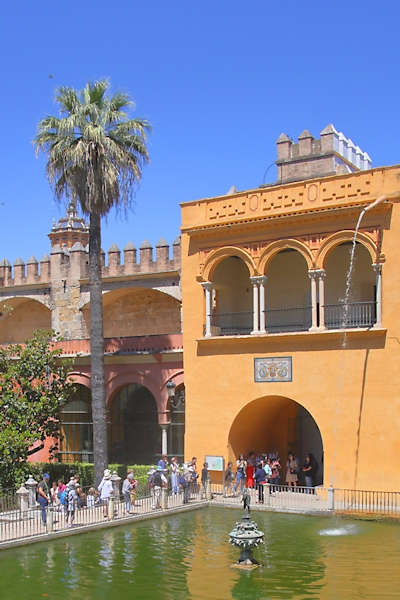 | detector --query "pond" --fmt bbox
[2,507,400,599]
